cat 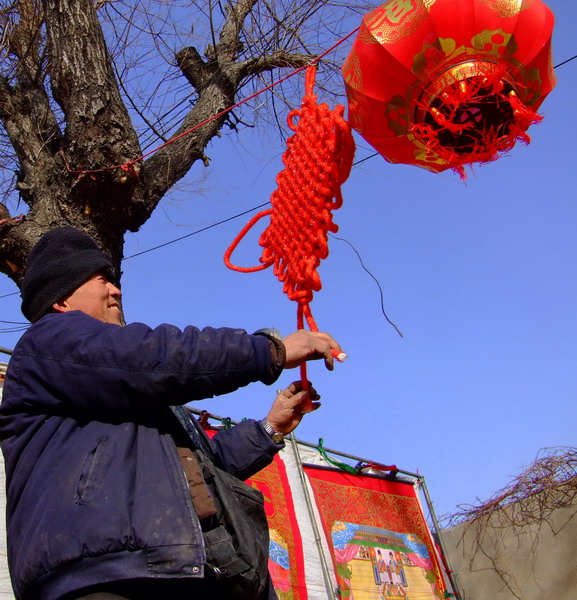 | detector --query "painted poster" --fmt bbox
[304,465,446,600]
[246,454,308,600]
